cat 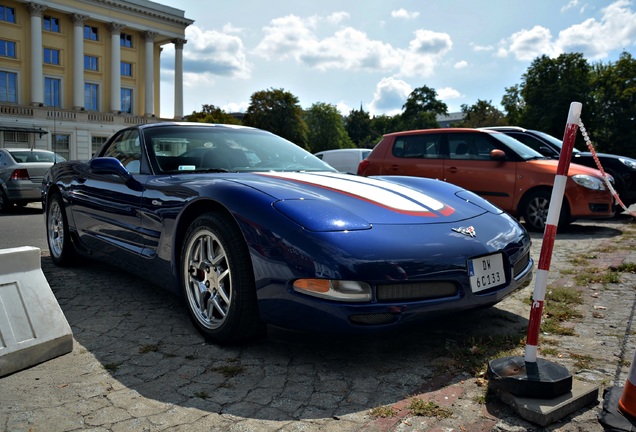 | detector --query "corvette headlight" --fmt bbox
[571,174,606,191]
[293,279,372,302]
[619,157,636,170]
